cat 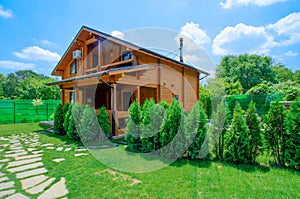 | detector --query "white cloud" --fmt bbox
[13,46,61,62]
[176,22,211,51]
[41,39,54,45]
[220,0,288,9]
[0,5,13,19]
[212,23,275,55]
[267,12,300,45]
[111,30,124,39]
[284,50,298,57]
[0,60,35,70]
